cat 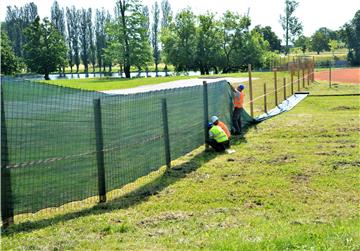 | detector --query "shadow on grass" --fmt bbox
[2,150,220,236]
[2,121,258,236]
[231,123,258,146]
